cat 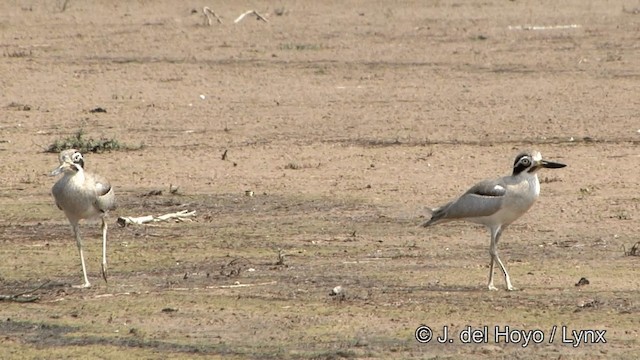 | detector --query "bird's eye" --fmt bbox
[72,153,83,162]
[521,158,531,166]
